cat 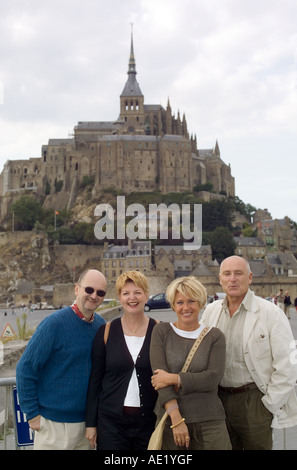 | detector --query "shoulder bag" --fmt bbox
[147,326,210,450]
